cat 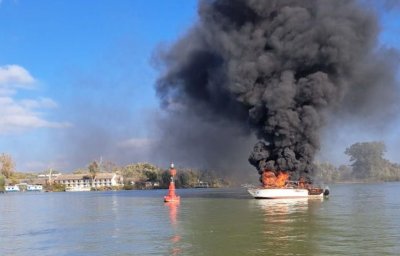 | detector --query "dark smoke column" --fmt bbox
[156,0,384,183]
